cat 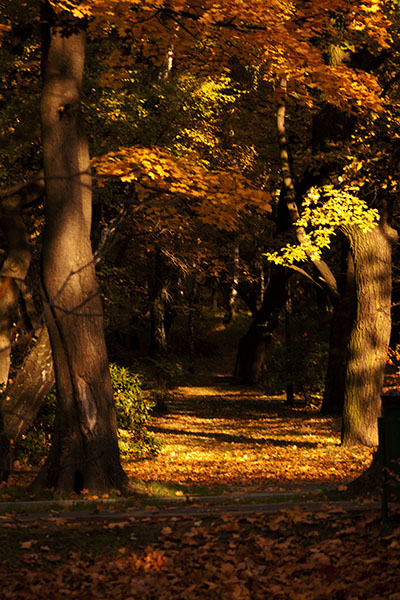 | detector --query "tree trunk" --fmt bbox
[187,276,197,374]
[234,322,270,384]
[0,325,54,481]
[148,248,172,357]
[341,221,397,446]
[0,178,44,481]
[0,195,33,392]
[234,267,286,383]
[234,76,340,386]
[222,243,239,324]
[32,3,128,494]
[321,246,356,415]
[284,292,295,405]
